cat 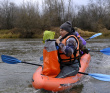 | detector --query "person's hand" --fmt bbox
[56,39,60,44]
[83,48,89,54]
[56,36,62,44]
